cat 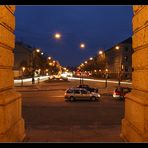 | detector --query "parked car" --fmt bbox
[113,86,132,99]
[64,87,101,101]
[77,84,98,93]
